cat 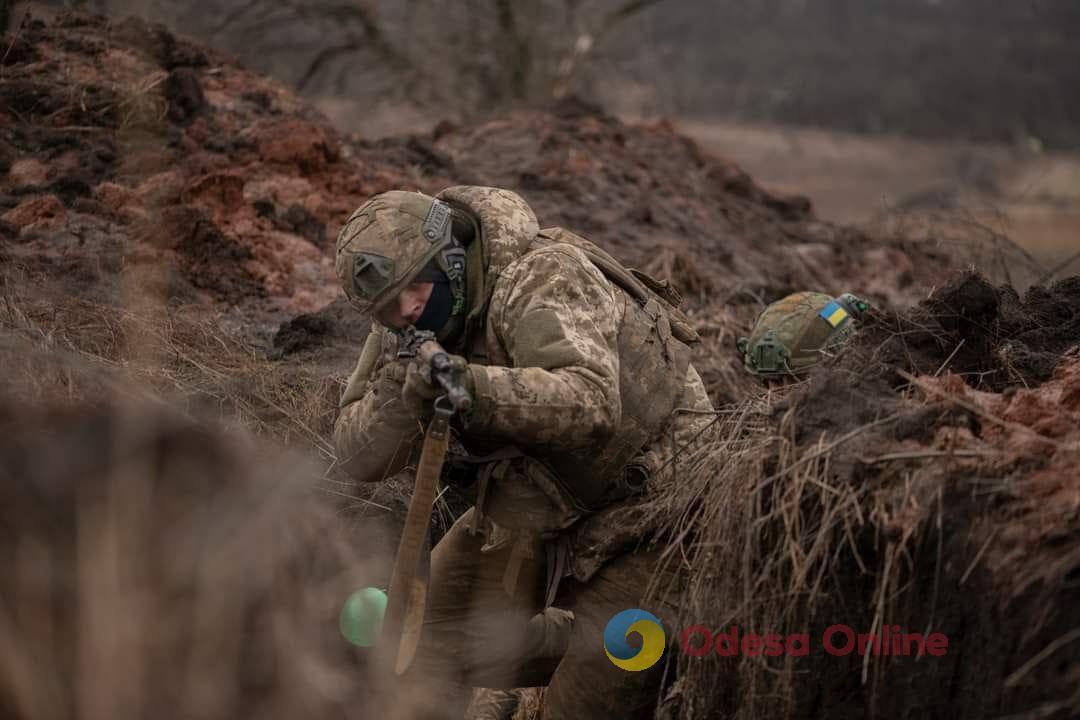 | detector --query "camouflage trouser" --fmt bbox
[388,506,682,720]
